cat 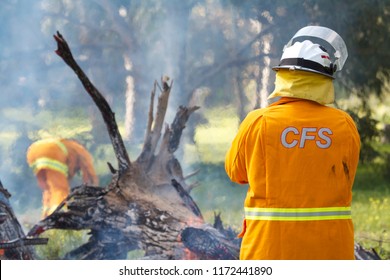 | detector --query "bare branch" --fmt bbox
[146,82,157,141]
[151,78,172,152]
[184,169,200,180]
[137,77,172,167]
[171,179,203,219]
[53,31,131,174]
[169,106,200,153]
